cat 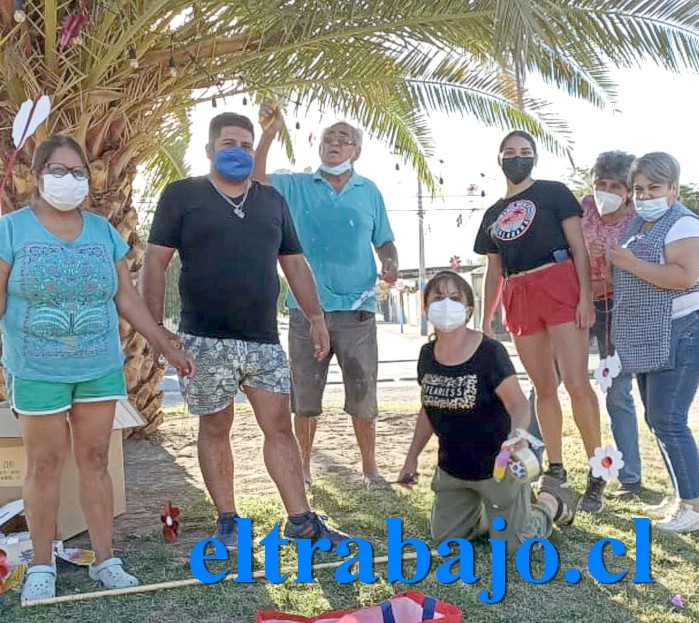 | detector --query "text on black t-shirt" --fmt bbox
[417,336,516,481]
